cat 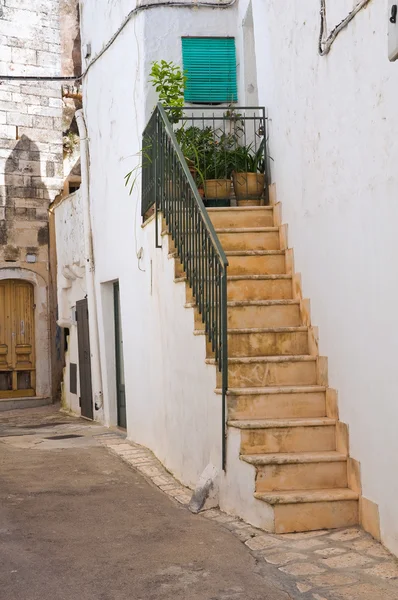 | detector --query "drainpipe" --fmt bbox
[75,109,104,415]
